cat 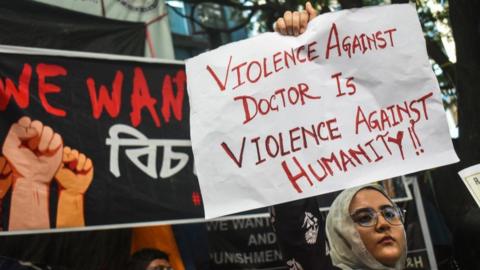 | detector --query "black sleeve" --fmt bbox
[271,197,336,270]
